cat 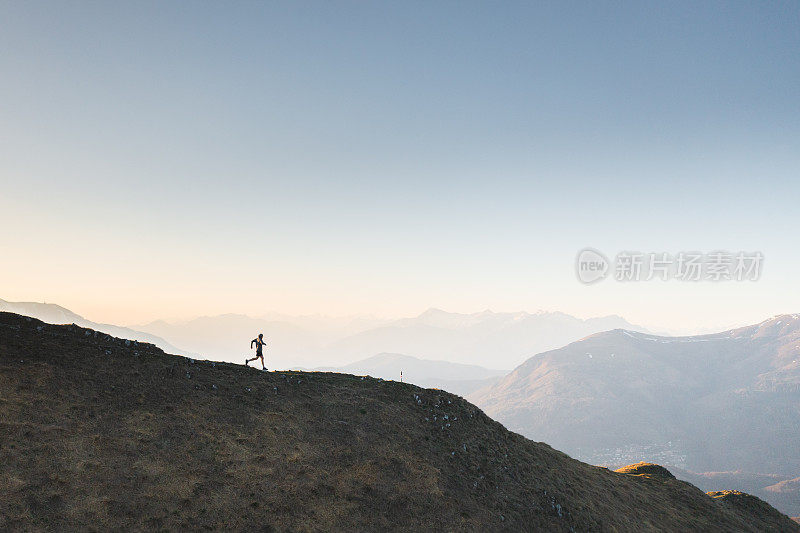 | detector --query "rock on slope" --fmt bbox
[0,312,796,532]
